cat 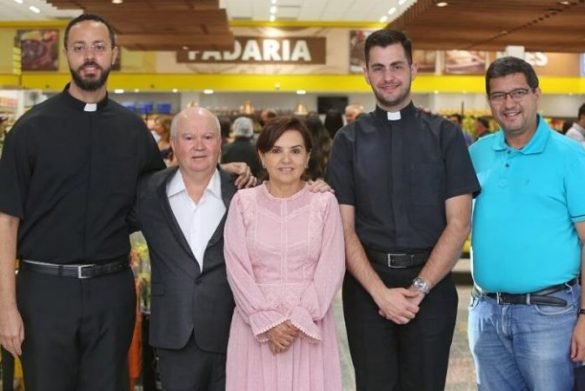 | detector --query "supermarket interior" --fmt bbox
[0,0,585,390]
